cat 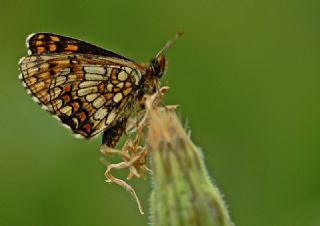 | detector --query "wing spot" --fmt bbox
[62,95,70,103]
[25,77,37,86]
[37,90,49,103]
[86,93,99,102]
[77,86,98,96]
[106,83,113,92]
[93,96,106,108]
[106,68,113,76]
[37,46,45,54]
[74,134,85,139]
[85,73,107,81]
[116,82,124,88]
[110,68,118,80]
[78,112,86,122]
[83,123,92,133]
[37,34,45,39]
[104,93,114,100]
[27,66,40,75]
[53,76,67,86]
[94,108,108,120]
[64,44,79,51]
[118,71,128,81]
[60,106,72,116]
[67,74,78,81]
[123,87,133,96]
[35,41,43,46]
[92,118,106,135]
[124,81,132,88]
[31,96,40,104]
[106,111,117,125]
[113,93,123,103]
[38,71,50,79]
[31,81,45,92]
[52,99,63,110]
[111,79,119,85]
[50,87,62,99]
[71,102,80,112]
[21,61,36,72]
[41,105,49,111]
[64,84,71,92]
[98,83,105,93]
[112,87,121,93]
[50,36,60,41]
[72,118,79,129]
[79,81,100,88]
[39,63,50,70]
[124,67,133,74]
[60,68,71,75]
[84,66,106,74]
[21,82,27,88]
[49,44,57,52]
